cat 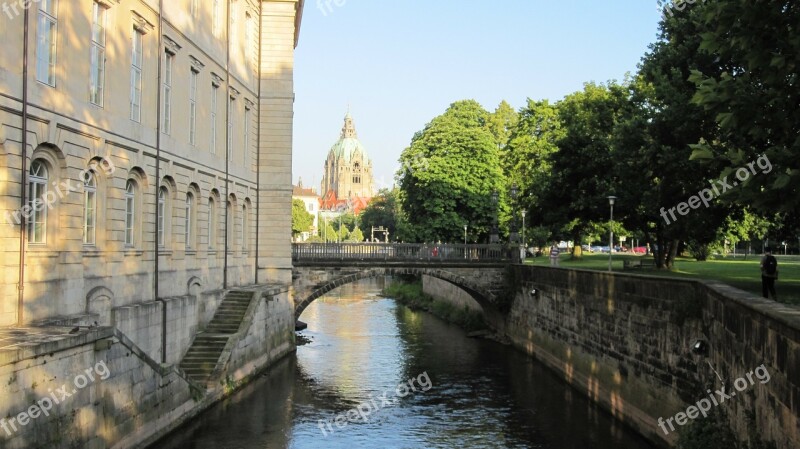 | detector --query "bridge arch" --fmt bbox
[294,267,497,320]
